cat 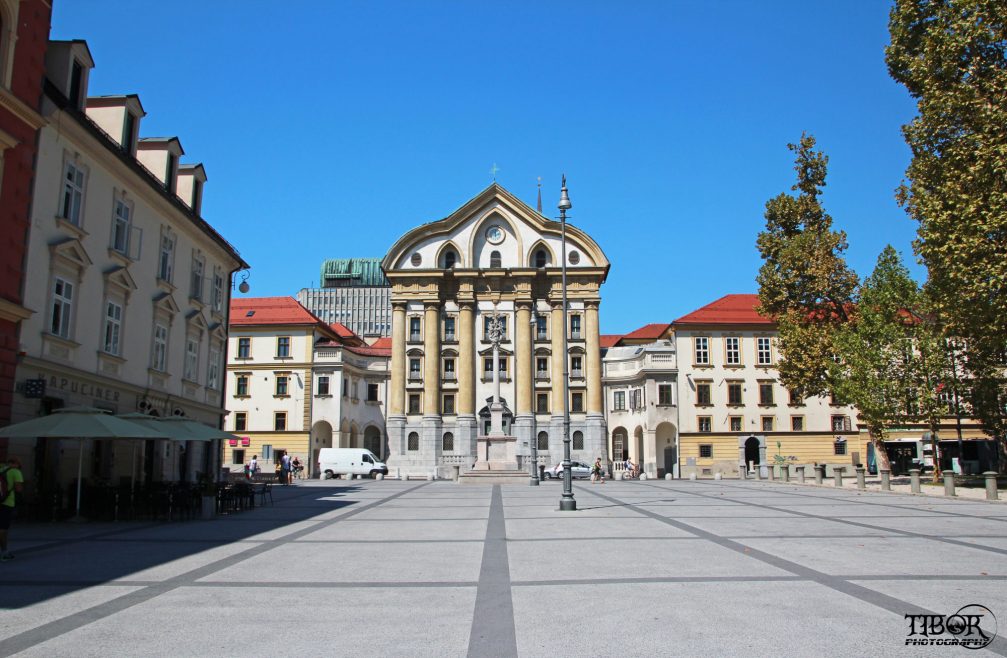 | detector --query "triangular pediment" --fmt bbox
[208,321,227,342]
[186,309,209,331]
[49,237,93,271]
[153,292,180,314]
[103,266,138,293]
[477,345,514,357]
